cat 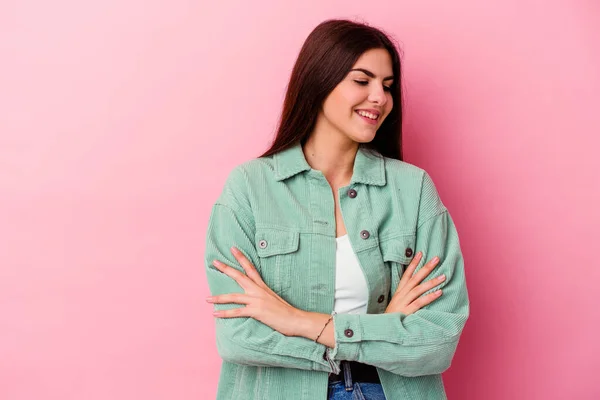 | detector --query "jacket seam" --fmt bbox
[214,202,255,231]
[416,208,448,230]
